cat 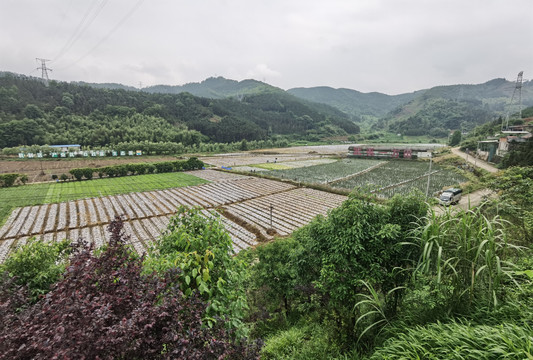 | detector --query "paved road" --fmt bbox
[434,188,495,215]
[451,147,499,173]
